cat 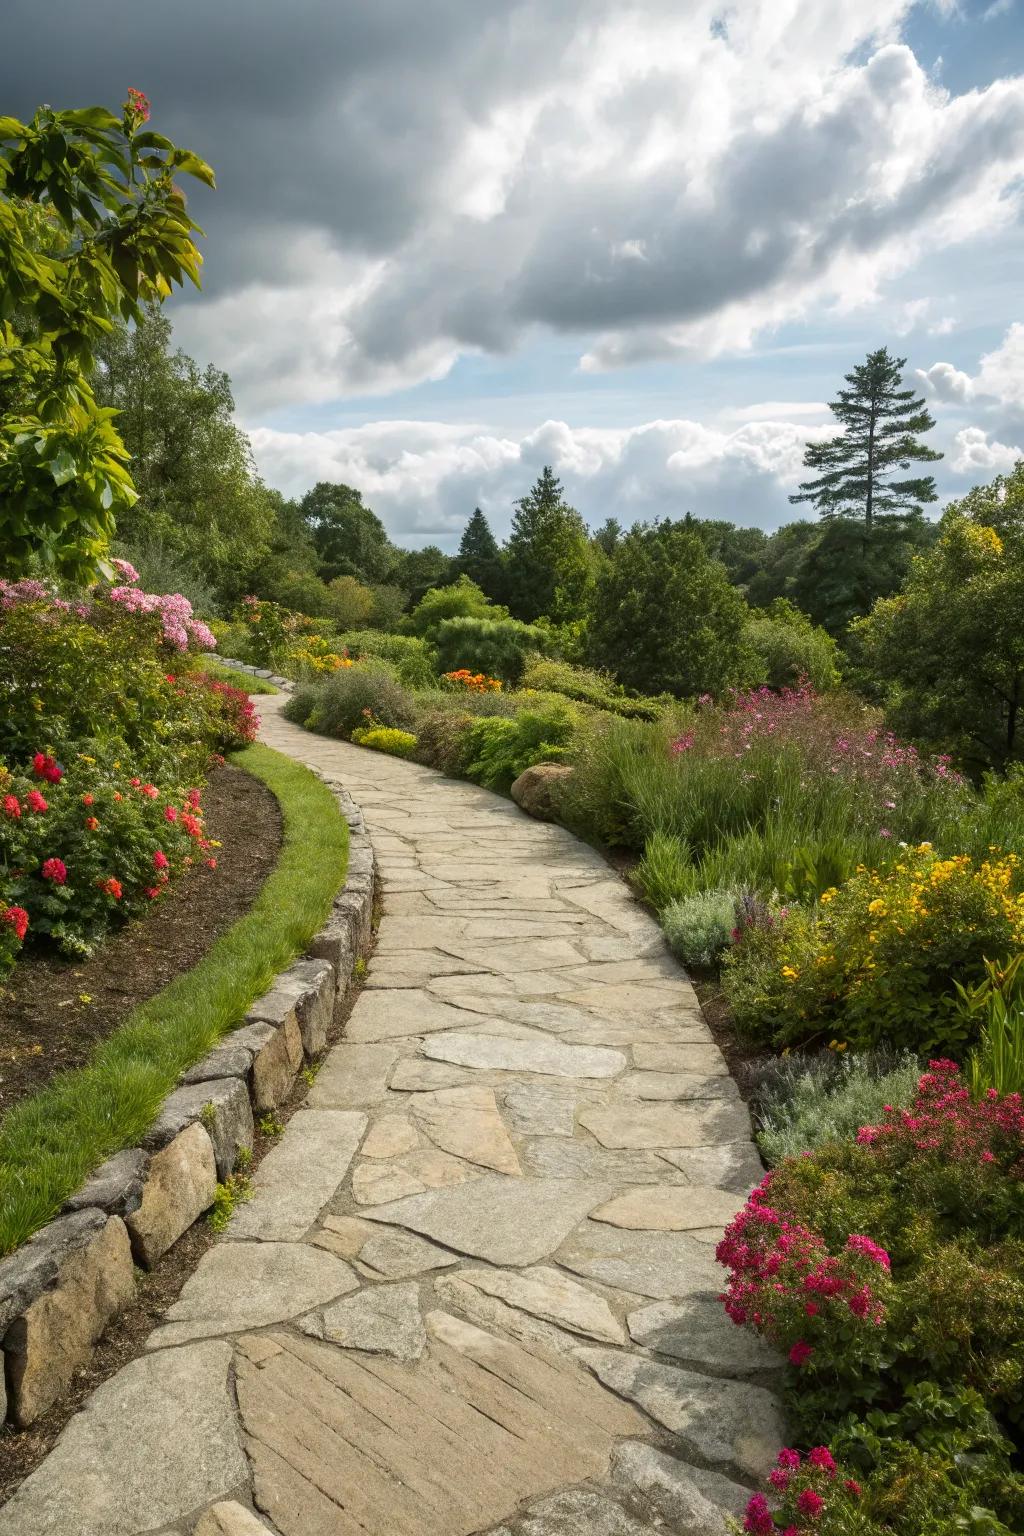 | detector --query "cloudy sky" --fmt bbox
[5,1,1024,545]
